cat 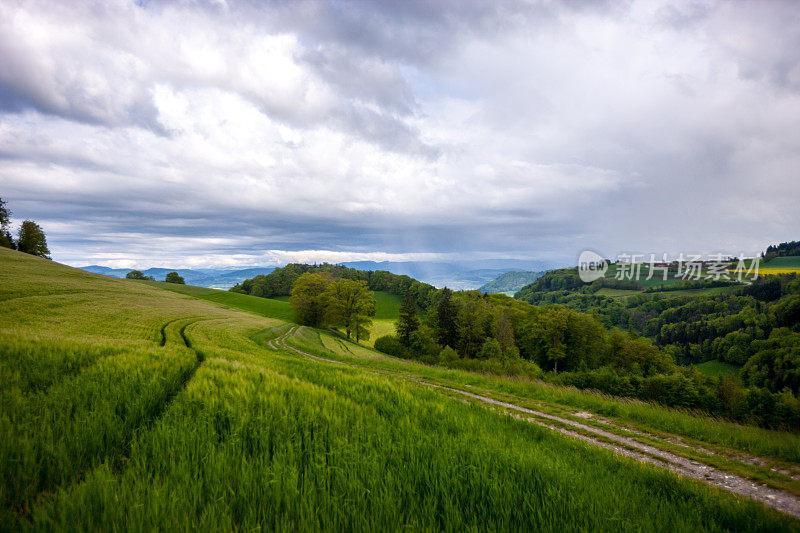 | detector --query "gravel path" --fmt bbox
[270,327,800,519]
